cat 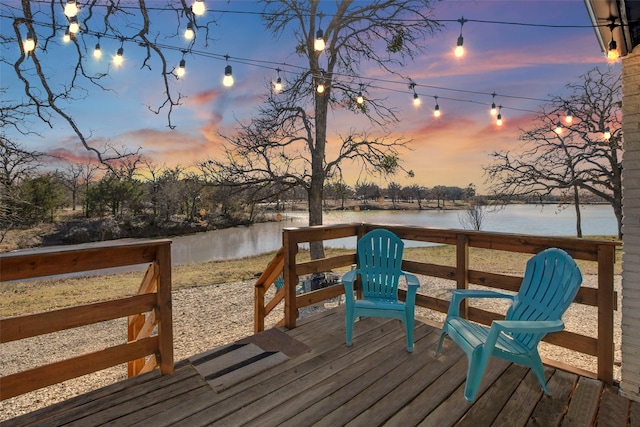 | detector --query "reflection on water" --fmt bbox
[172,204,617,265]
